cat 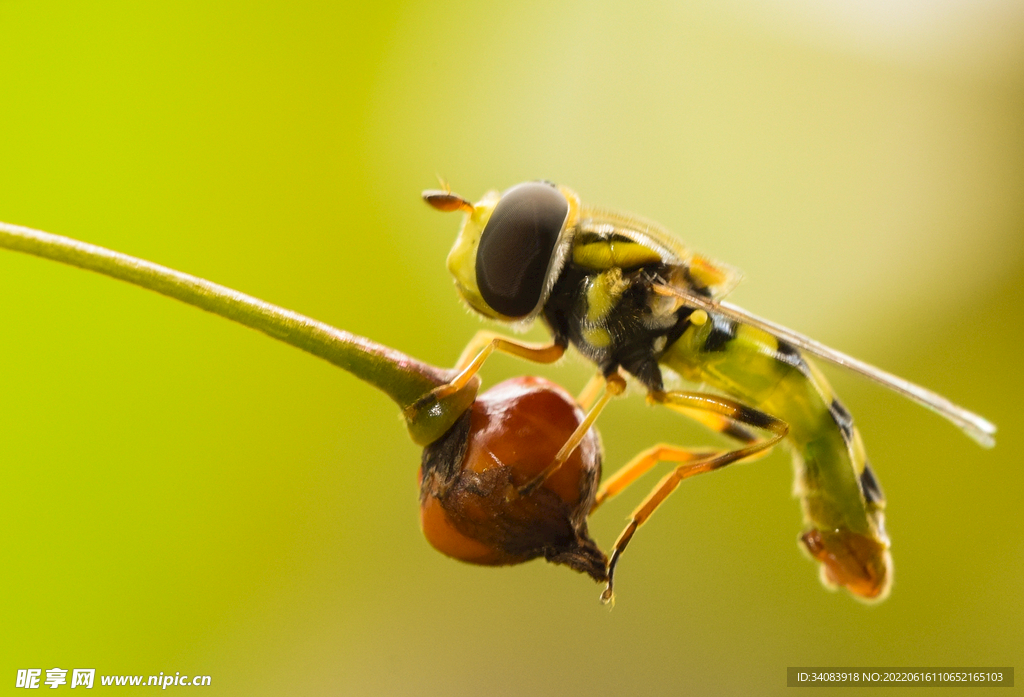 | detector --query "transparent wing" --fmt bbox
[652,283,997,448]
